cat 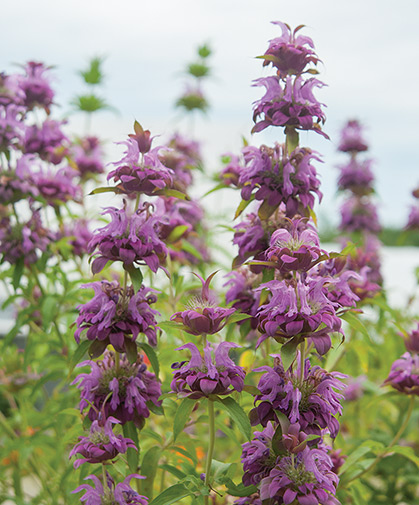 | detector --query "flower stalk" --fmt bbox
[204,399,215,505]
